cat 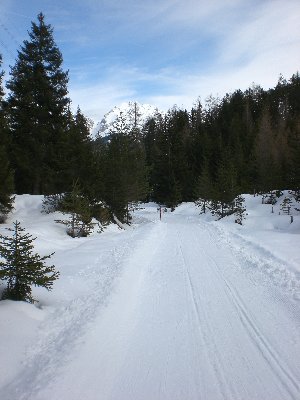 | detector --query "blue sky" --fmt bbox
[1,0,300,122]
